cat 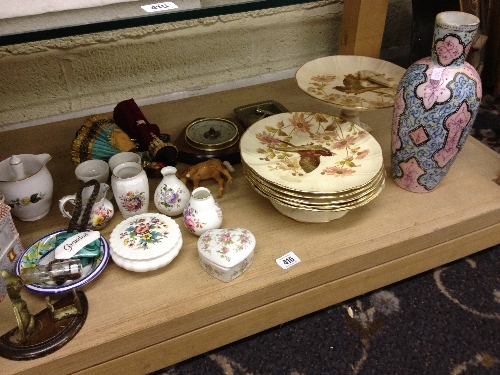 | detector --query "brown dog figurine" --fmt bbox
[177,159,233,196]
